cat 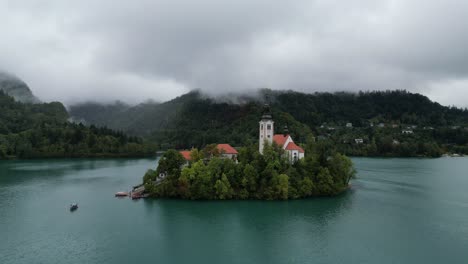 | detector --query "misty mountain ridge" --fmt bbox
[0,71,40,103]
[69,89,468,151]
